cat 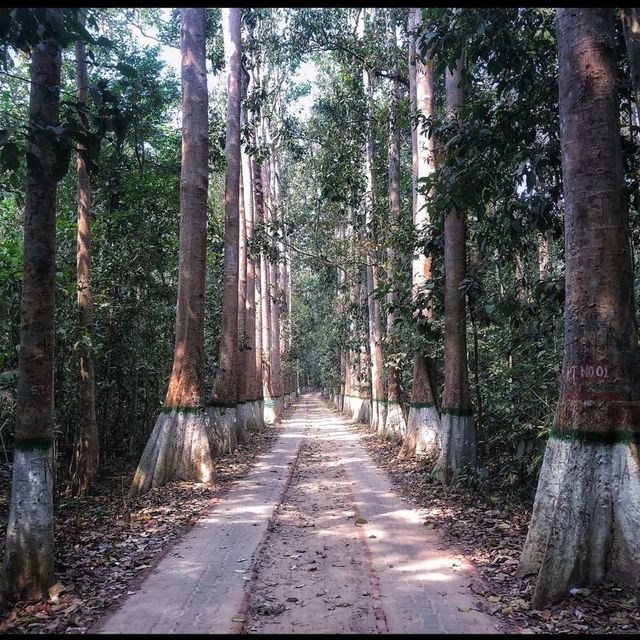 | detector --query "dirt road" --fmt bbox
[94,394,502,634]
